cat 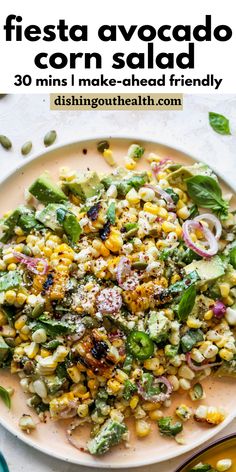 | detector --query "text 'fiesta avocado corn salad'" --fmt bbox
[0,143,236,455]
